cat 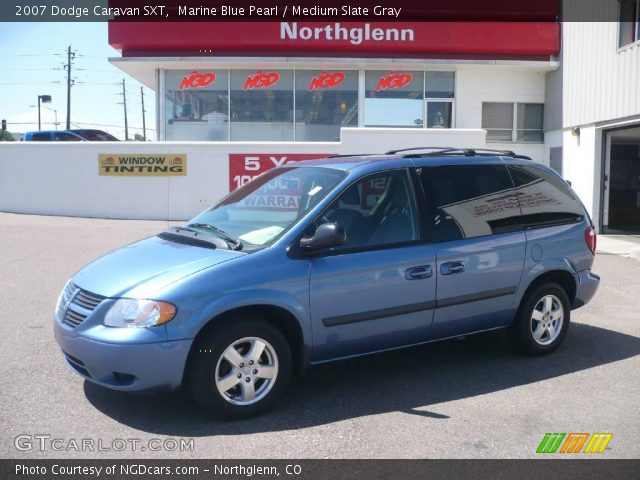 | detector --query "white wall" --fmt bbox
[0,128,488,220]
[456,66,547,129]
[562,125,602,228]
[456,65,547,163]
[543,129,564,168]
[560,6,640,230]
[562,13,640,128]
